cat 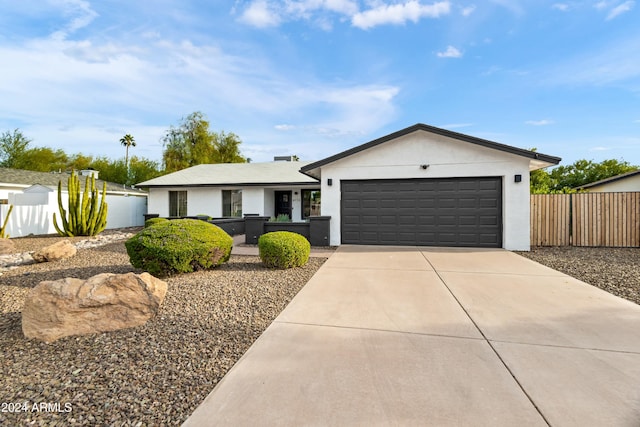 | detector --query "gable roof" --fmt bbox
[577,169,640,190]
[0,167,147,195]
[136,161,319,188]
[300,123,561,179]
